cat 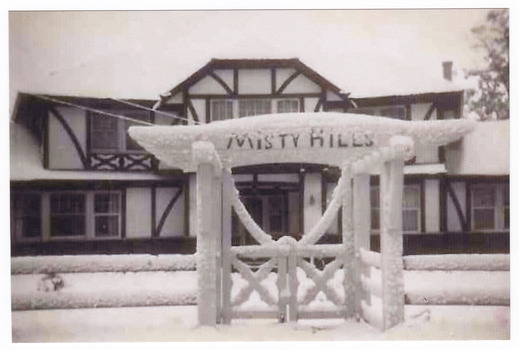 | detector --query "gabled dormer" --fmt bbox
[153,58,354,124]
